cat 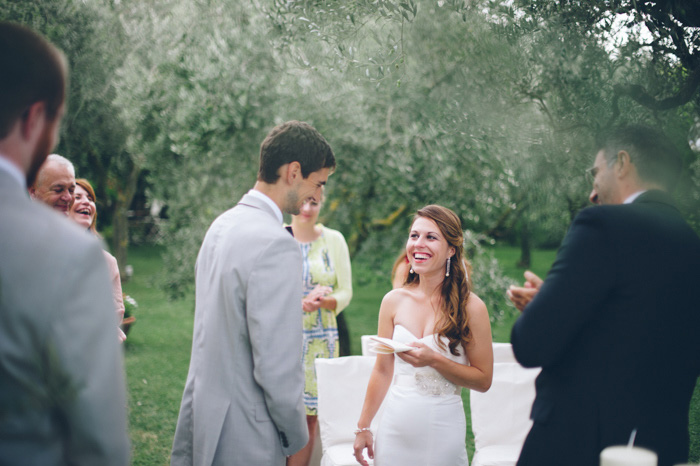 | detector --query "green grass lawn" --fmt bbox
[122,246,195,465]
[122,244,699,464]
